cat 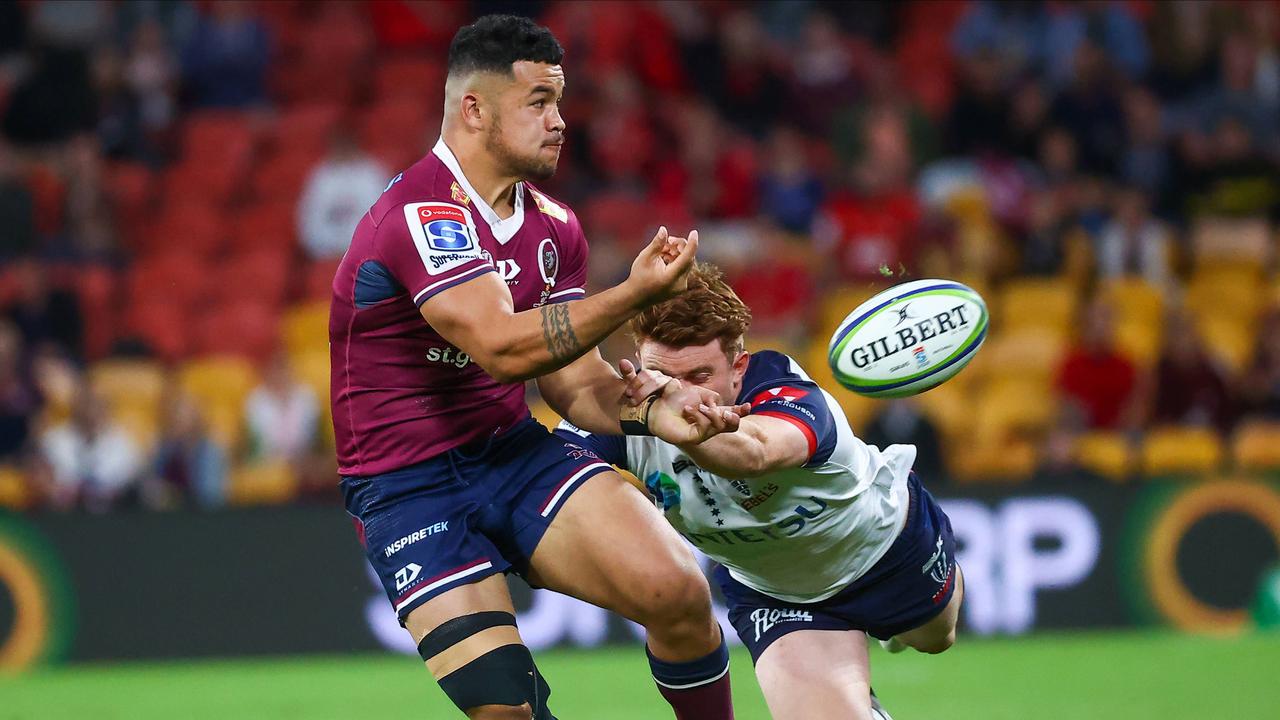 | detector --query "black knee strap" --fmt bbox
[418,611,517,661]
[438,643,555,718]
[419,612,555,718]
